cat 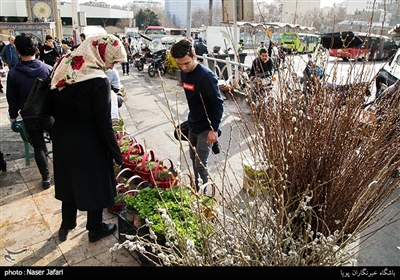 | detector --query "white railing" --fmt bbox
[198,53,252,81]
